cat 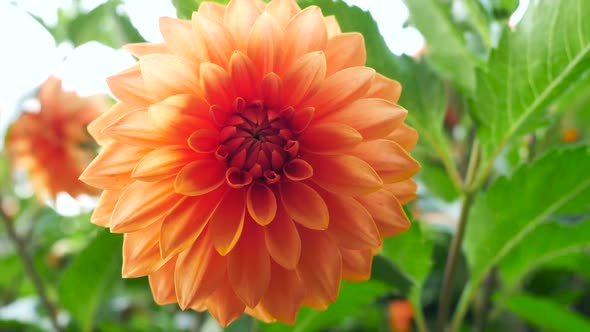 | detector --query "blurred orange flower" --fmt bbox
[6,76,103,200]
[388,299,414,332]
[80,0,419,326]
